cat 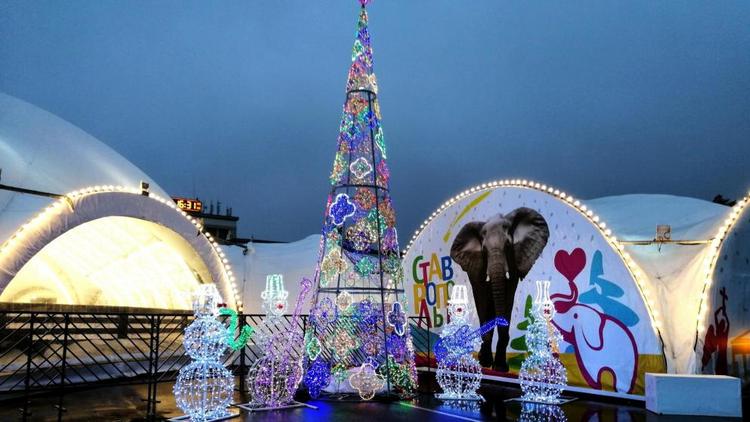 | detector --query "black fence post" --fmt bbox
[238,313,246,393]
[150,315,161,418]
[20,312,35,420]
[145,314,156,421]
[55,313,70,421]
